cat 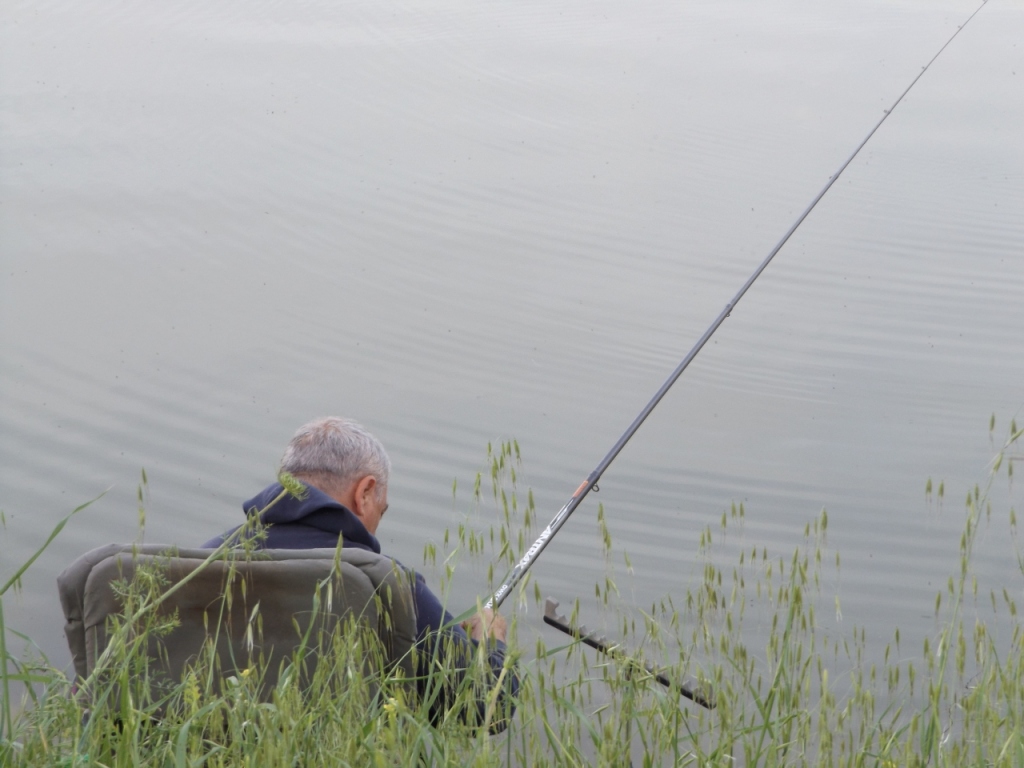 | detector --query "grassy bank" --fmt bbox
[1,422,1022,766]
